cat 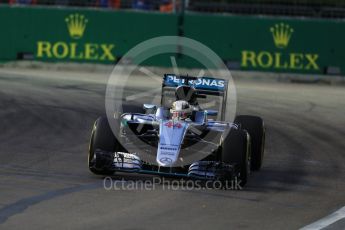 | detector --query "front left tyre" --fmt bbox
[221,128,251,187]
[235,115,265,171]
